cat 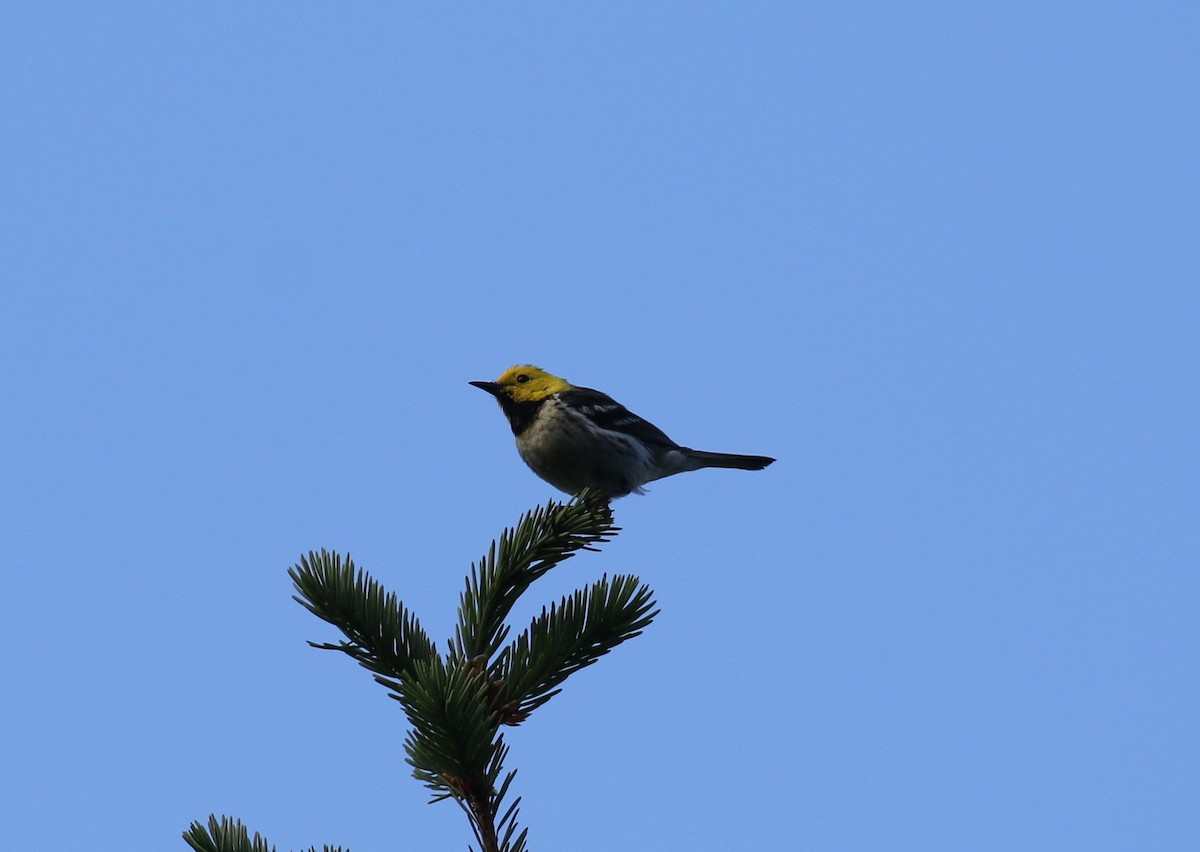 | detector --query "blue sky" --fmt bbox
[2,3,1196,850]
